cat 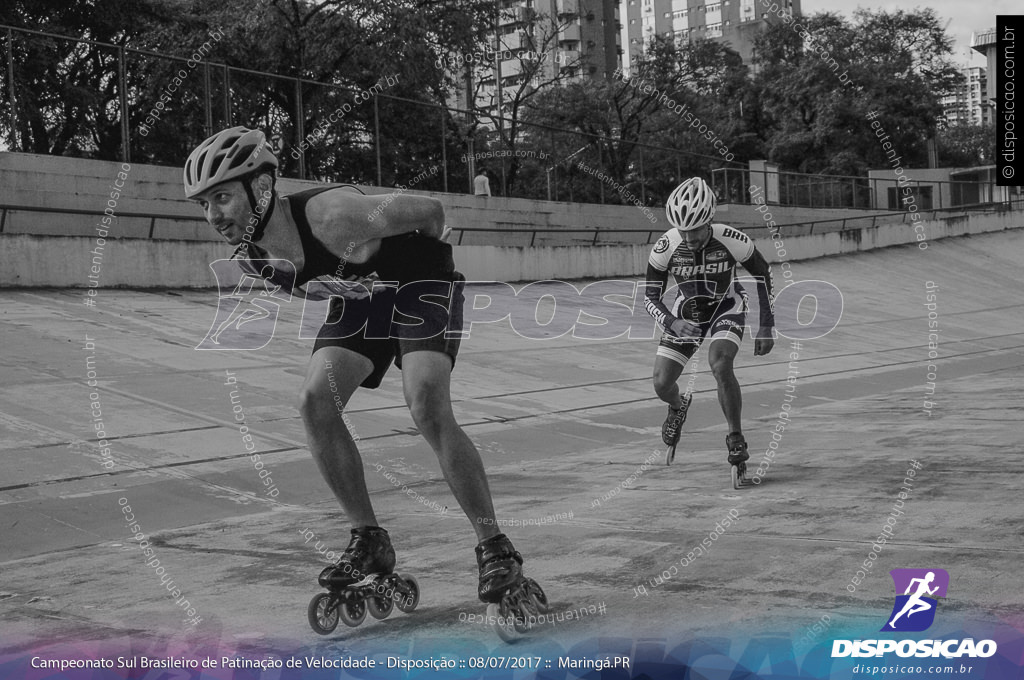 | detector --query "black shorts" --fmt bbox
[657,285,748,366]
[312,234,464,389]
